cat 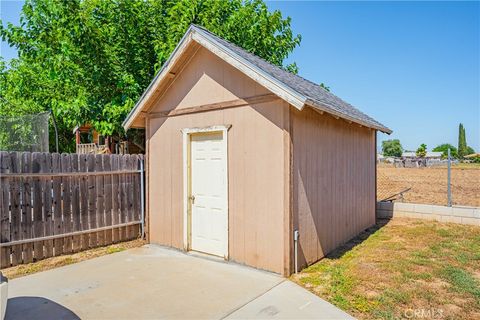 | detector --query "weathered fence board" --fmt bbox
[79,154,88,251]
[94,155,103,247]
[127,156,135,239]
[87,154,96,249]
[1,153,11,268]
[111,155,120,243]
[21,152,33,263]
[119,156,127,241]
[52,153,63,256]
[61,153,73,255]
[43,152,54,259]
[10,152,22,265]
[70,153,81,253]
[0,152,143,268]
[103,154,113,245]
[132,155,140,240]
[32,152,44,262]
